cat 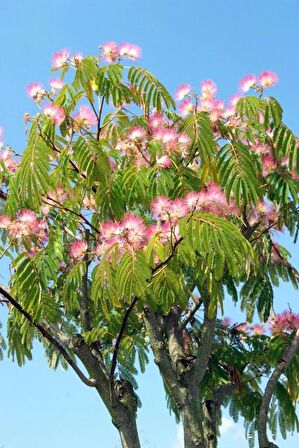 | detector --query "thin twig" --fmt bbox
[0,284,96,387]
